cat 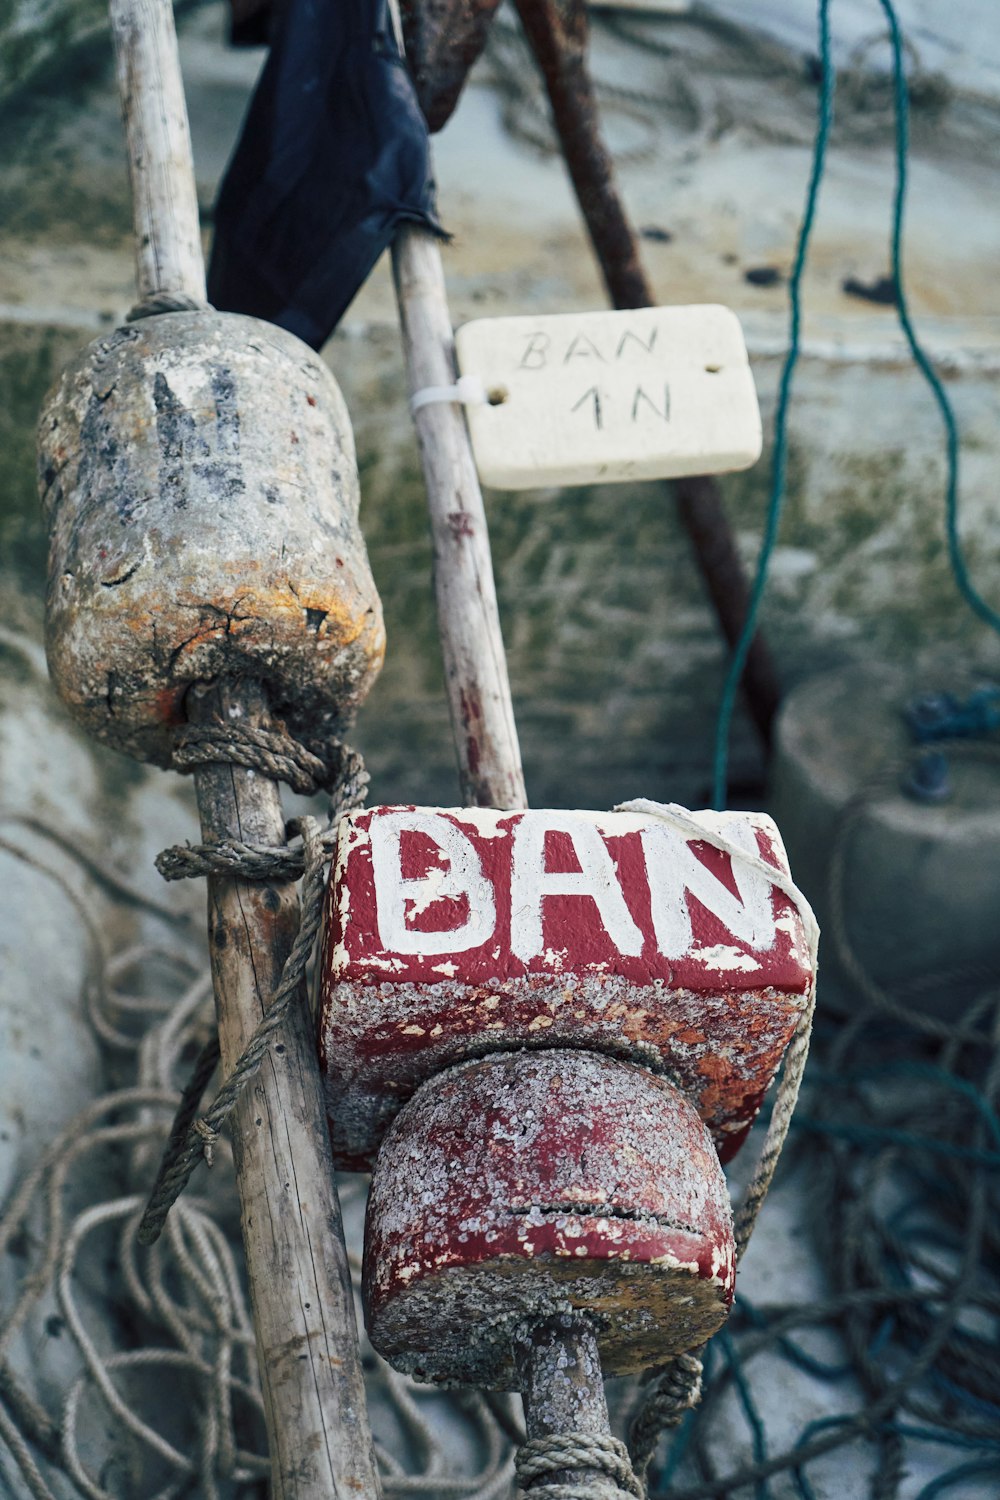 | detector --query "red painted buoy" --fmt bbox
[363,1049,735,1388]
[320,805,812,1168]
